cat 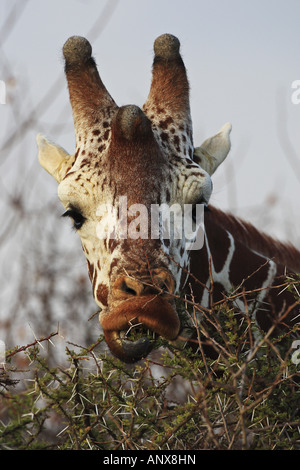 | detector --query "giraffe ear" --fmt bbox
[194,122,232,175]
[36,134,75,183]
